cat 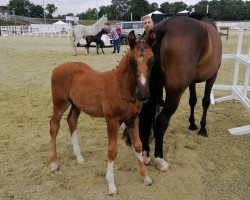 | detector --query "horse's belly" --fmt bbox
[81,104,104,117]
[71,92,104,117]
